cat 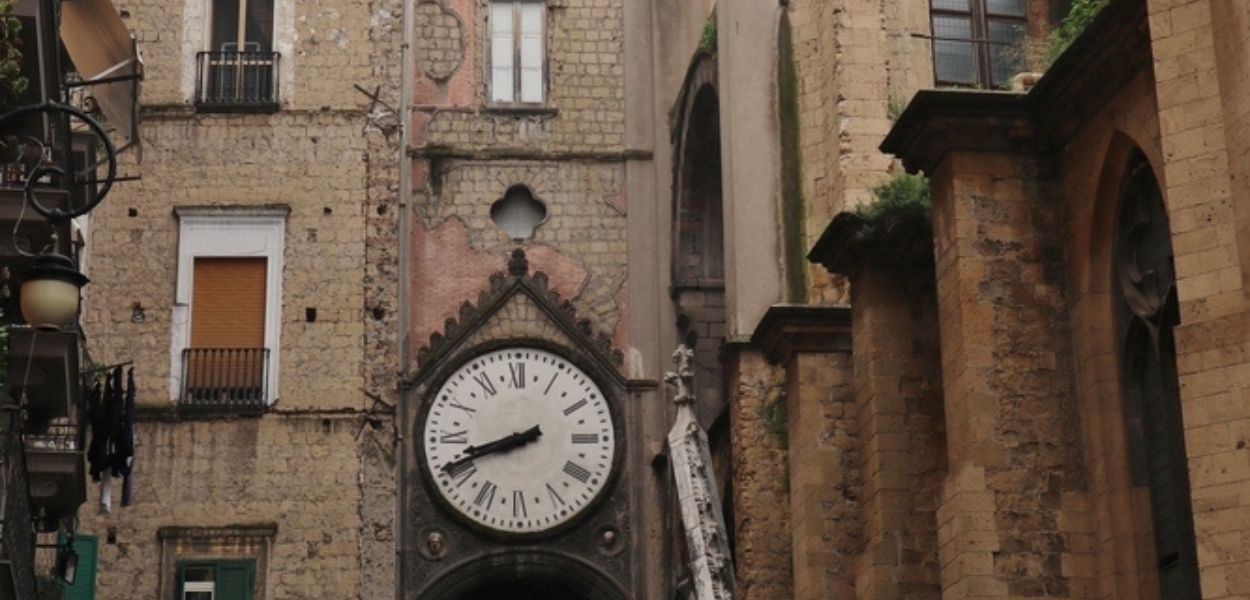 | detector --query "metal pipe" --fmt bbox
[395,0,415,593]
